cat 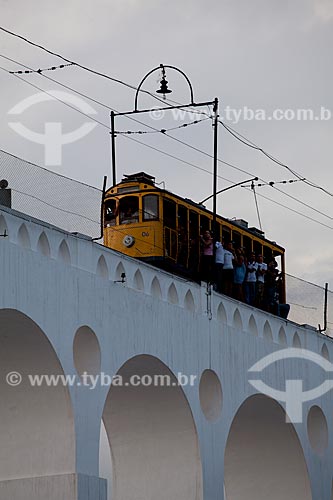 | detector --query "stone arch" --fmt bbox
[293,332,302,348]
[0,214,8,238]
[150,276,162,299]
[102,355,203,500]
[233,308,243,331]
[224,394,312,500]
[17,222,31,249]
[248,315,258,336]
[73,325,101,378]
[58,239,71,265]
[167,283,179,305]
[184,290,195,312]
[263,320,273,341]
[278,326,287,346]
[37,231,51,257]
[115,261,126,282]
[321,343,329,361]
[0,309,75,480]
[96,255,109,279]
[133,269,144,291]
[217,302,227,323]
